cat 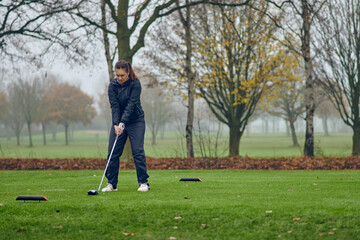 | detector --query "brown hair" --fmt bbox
[114,60,137,81]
